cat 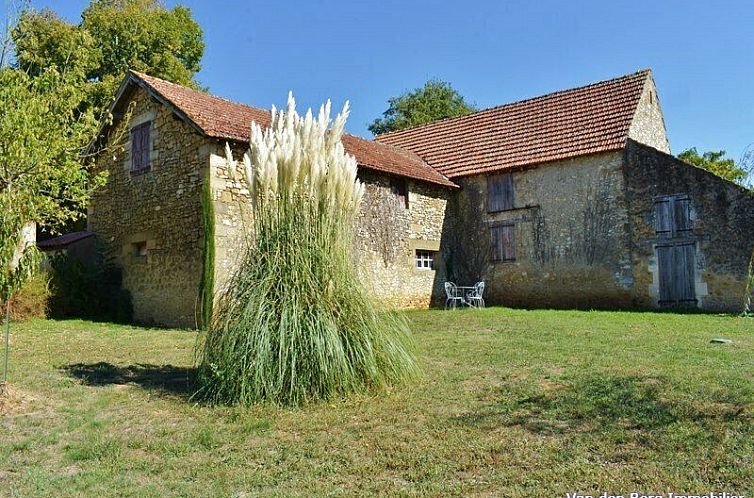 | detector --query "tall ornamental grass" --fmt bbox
[196,94,418,406]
